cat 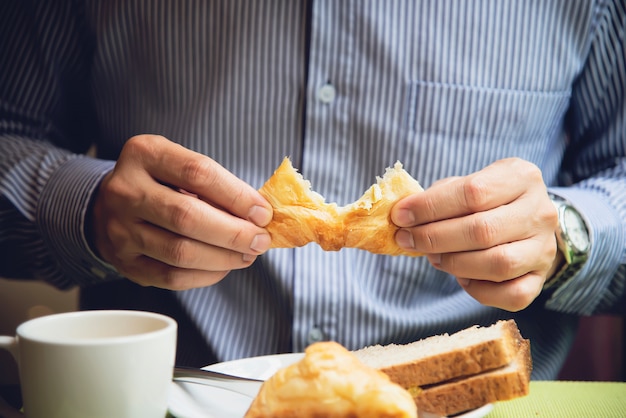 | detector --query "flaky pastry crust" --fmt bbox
[244,341,417,418]
[259,157,424,256]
